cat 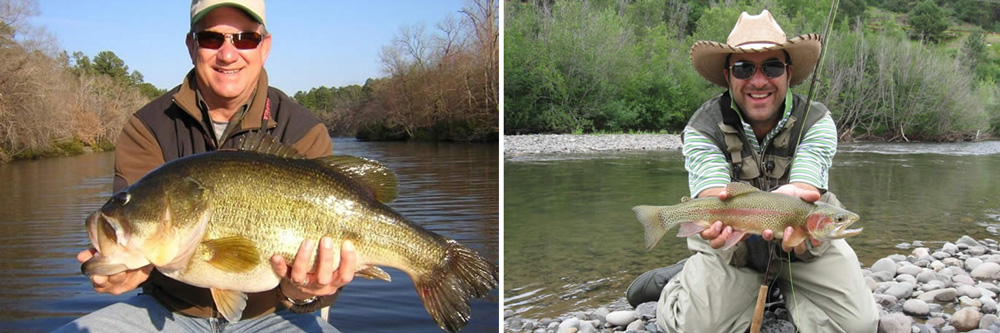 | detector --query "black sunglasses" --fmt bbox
[192,31,263,50]
[729,60,787,80]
